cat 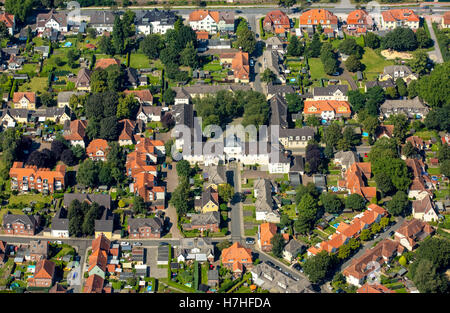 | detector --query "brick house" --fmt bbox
[263,10,290,35]
[2,214,38,235]
[27,259,55,287]
[182,211,220,233]
[127,217,164,239]
[9,162,66,193]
